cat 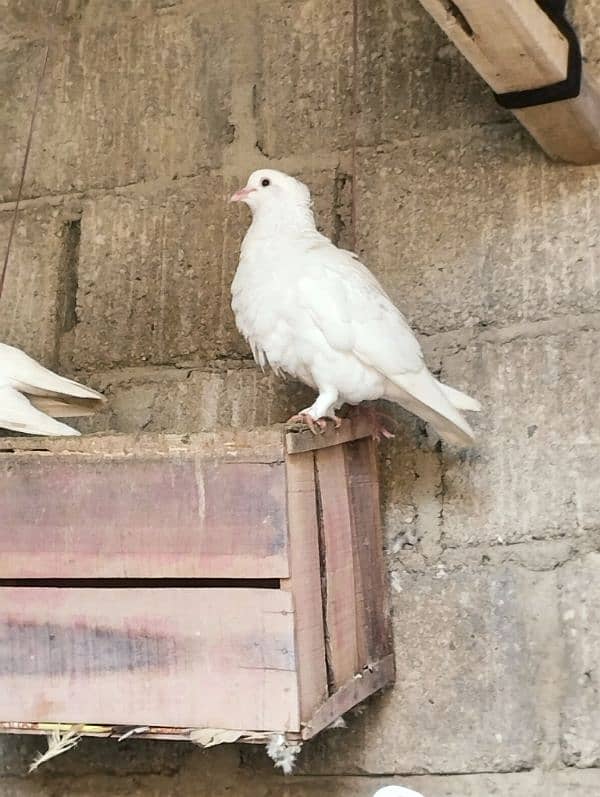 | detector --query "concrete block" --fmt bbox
[298,566,547,774]
[0,1,59,46]
[69,175,240,369]
[1,1,234,200]
[560,553,600,768]
[439,327,600,547]
[0,735,190,778]
[70,169,350,369]
[356,0,509,144]
[0,203,68,364]
[75,365,314,434]
[228,769,600,797]
[356,132,600,335]
[255,0,354,157]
